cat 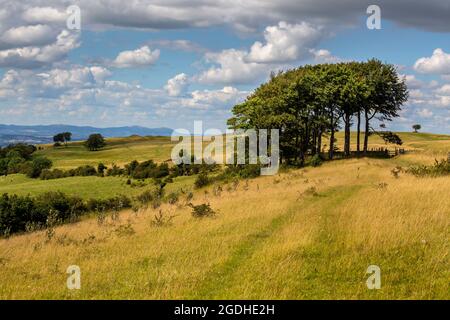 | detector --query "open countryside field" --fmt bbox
[0,132,448,200]
[0,132,448,299]
[36,136,176,169]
